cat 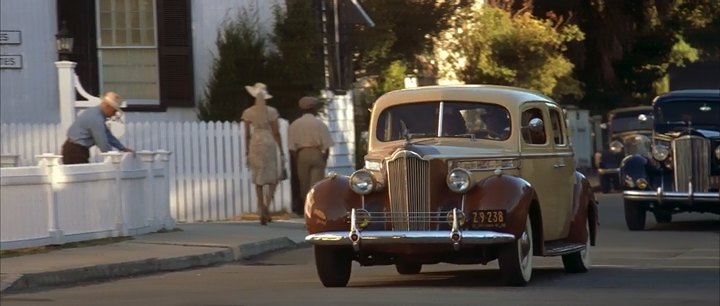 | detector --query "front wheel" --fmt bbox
[314,245,352,287]
[498,216,533,286]
[562,217,591,273]
[624,200,647,231]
